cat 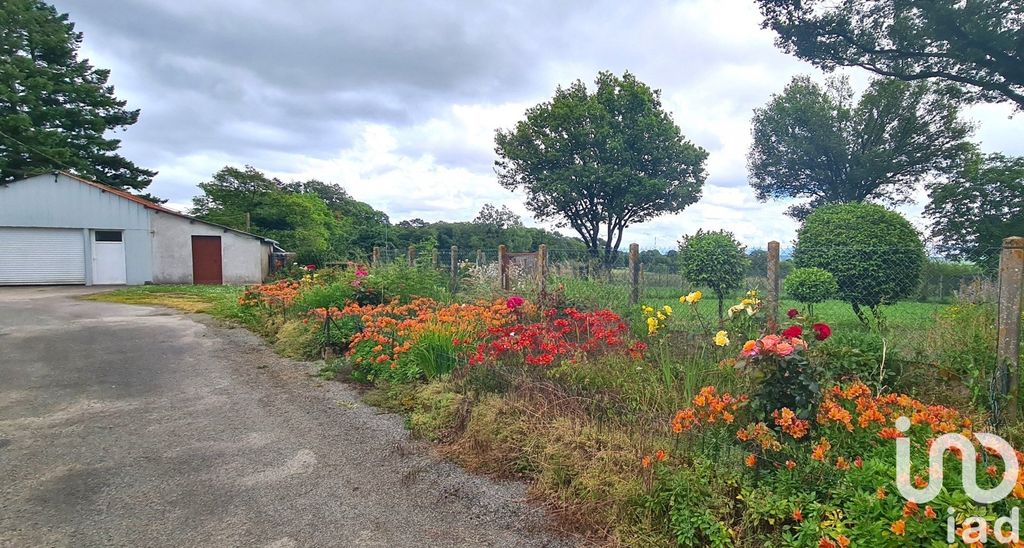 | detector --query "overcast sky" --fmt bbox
[52,0,1022,251]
